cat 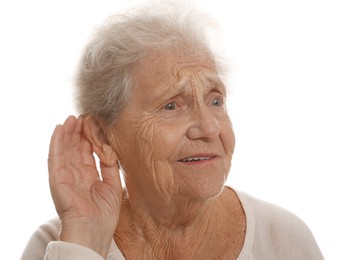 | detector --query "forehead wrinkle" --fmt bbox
[175,64,212,87]
[176,68,223,105]
[141,76,189,107]
[138,56,221,105]
[197,70,226,95]
[169,70,200,104]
